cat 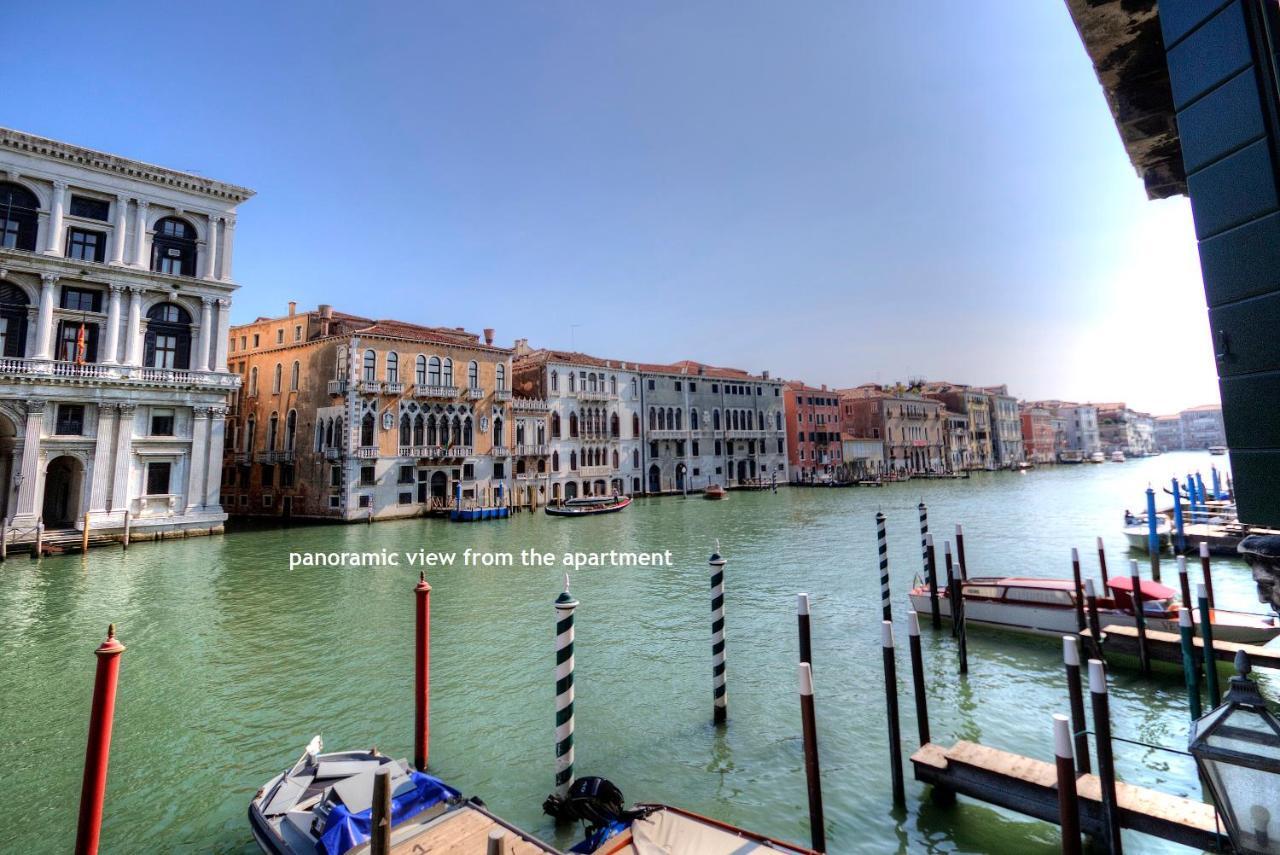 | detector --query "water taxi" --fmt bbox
[1110,451,1126,463]
[906,576,1280,644]
[1088,452,1106,464]
[703,484,727,500]
[545,495,632,517]
[1122,512,1172,552]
